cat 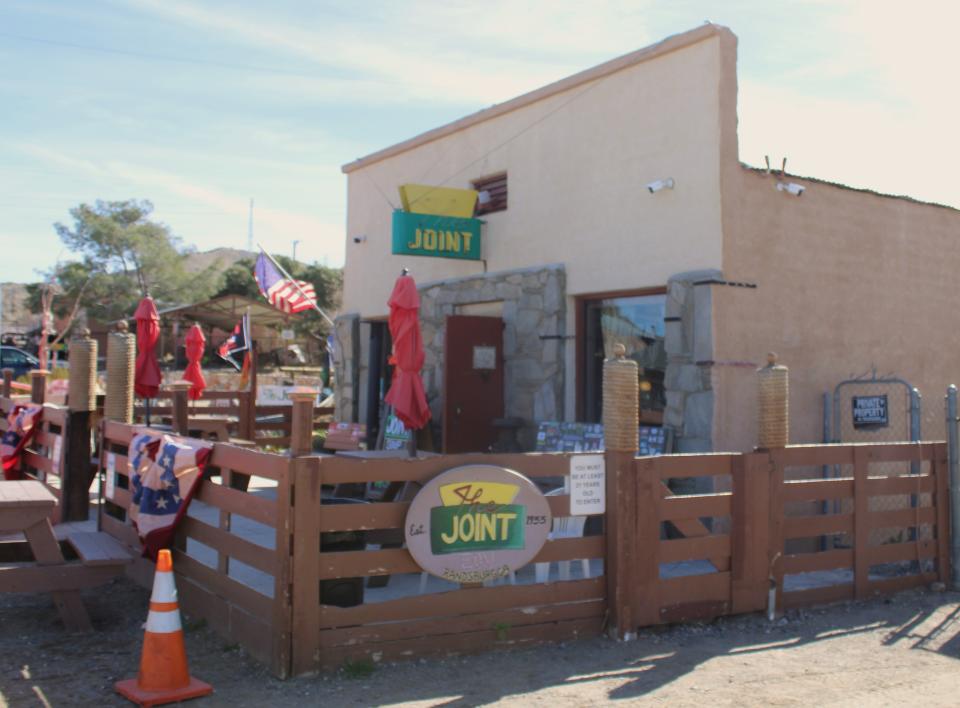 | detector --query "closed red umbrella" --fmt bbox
[384,274,431,435]
[182,323,206,401]
[134,296,161,399]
